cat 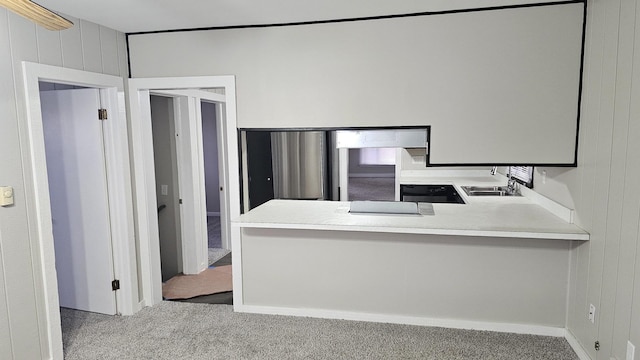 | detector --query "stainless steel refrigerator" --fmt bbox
[270,131,329,200]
